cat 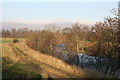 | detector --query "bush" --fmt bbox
[13,39,19,43]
